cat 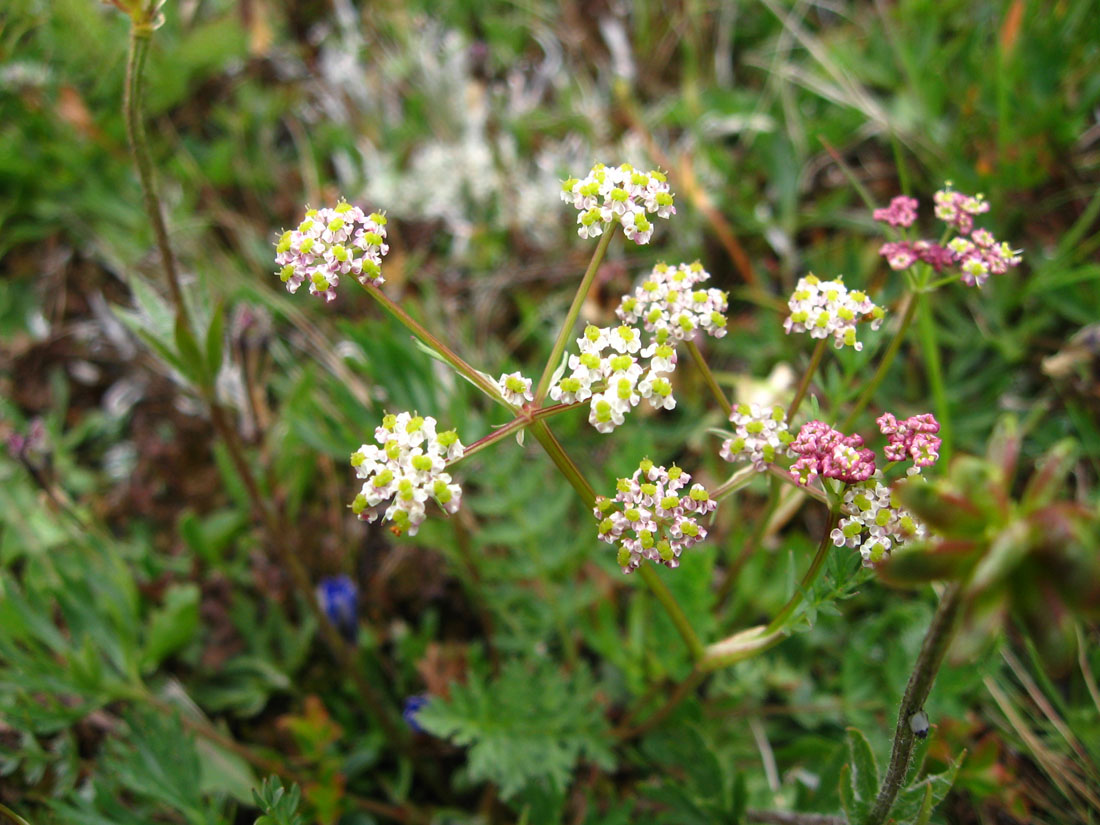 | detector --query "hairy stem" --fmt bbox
[534,225,616,404]
[862,583,964,825]
[788,338,827,421]
[122,22,405,748]
[686,338,732,416]
[843,292,917,430]
[123,27,187,324]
